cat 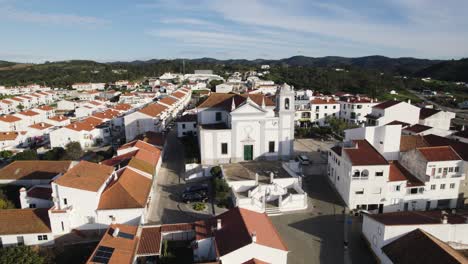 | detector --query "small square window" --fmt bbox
[375,171,384,176]
[431,184,436,190]
[450,183,455,189]
[440,184,446,190]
